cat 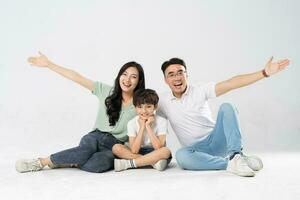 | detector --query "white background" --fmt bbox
[0,0,299,159]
